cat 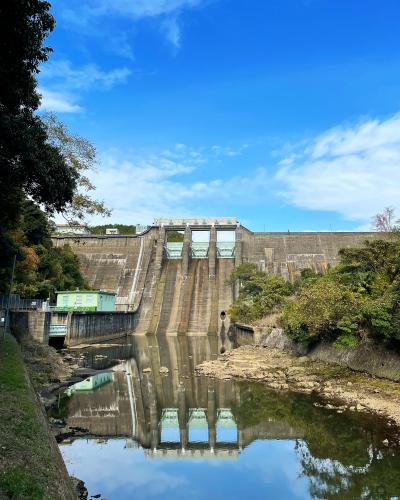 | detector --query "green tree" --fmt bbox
[281,277,360,344]
[0,1,79,290]
[12,202,89,300]
[228,264,293,323]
